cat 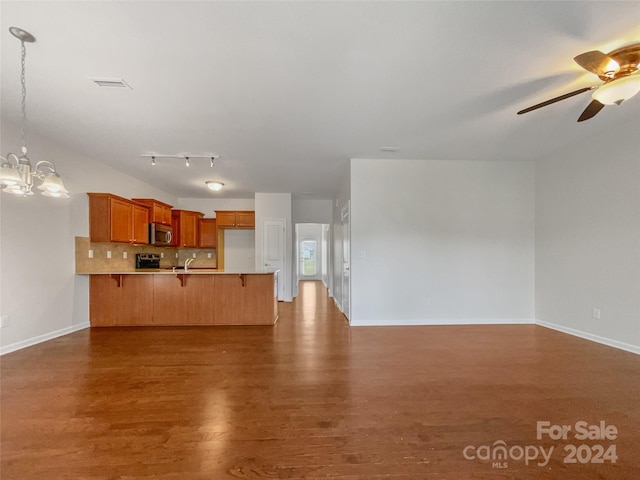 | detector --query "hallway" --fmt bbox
[1,280,639,479]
